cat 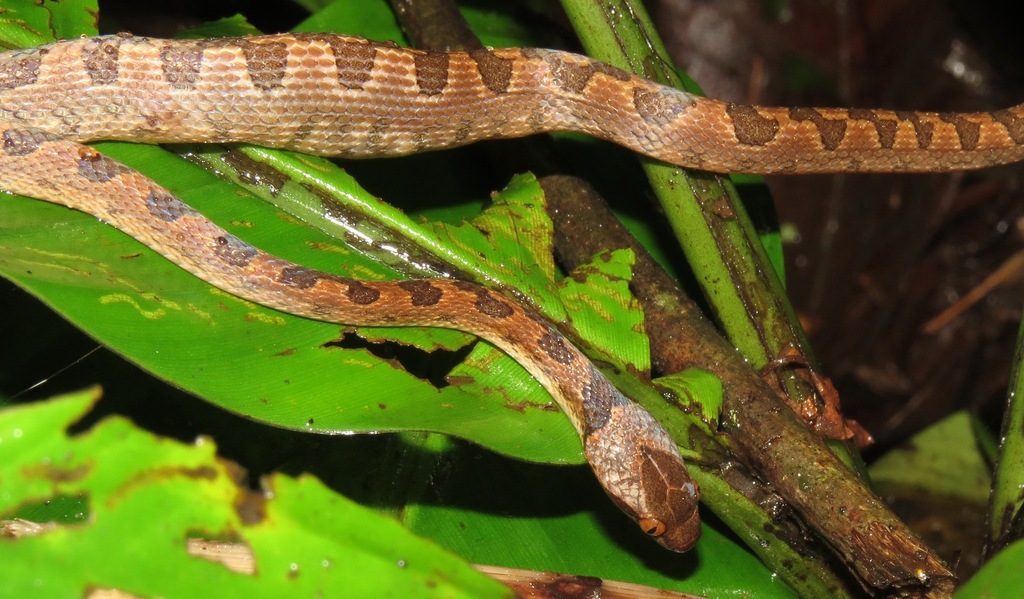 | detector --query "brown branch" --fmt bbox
[389,0,483,51]
[540,175,953,595]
